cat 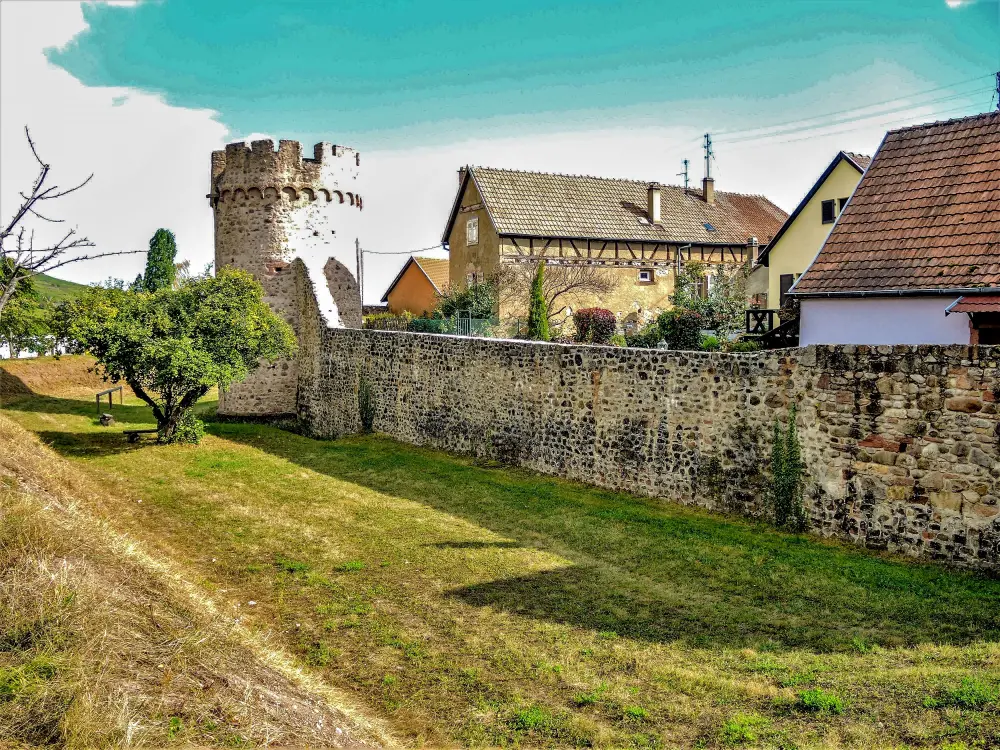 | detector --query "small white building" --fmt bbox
[793,111,1000,346]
